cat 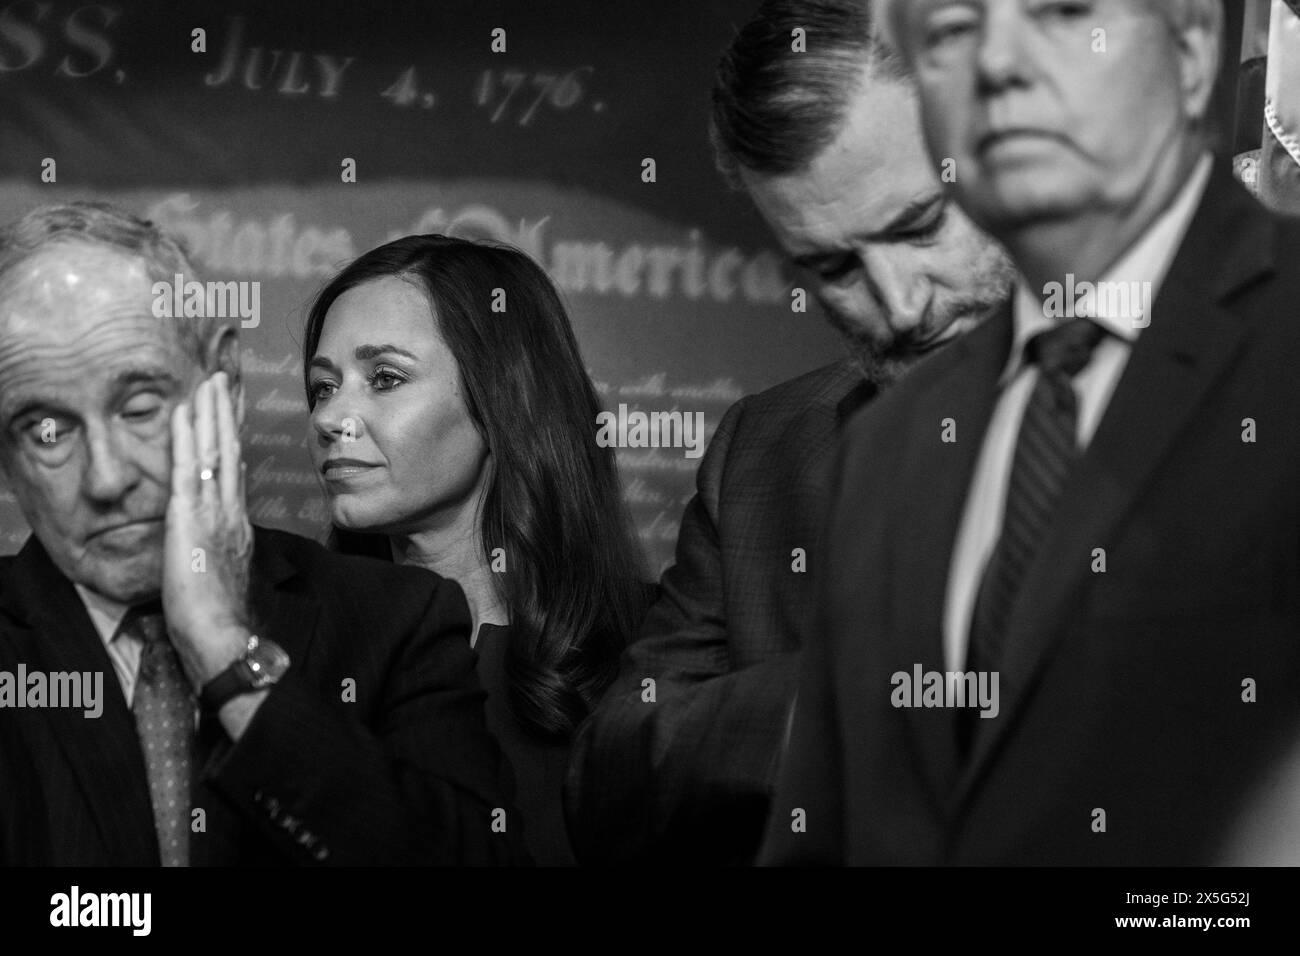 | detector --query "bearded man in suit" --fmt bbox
[566,0,1014,864]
